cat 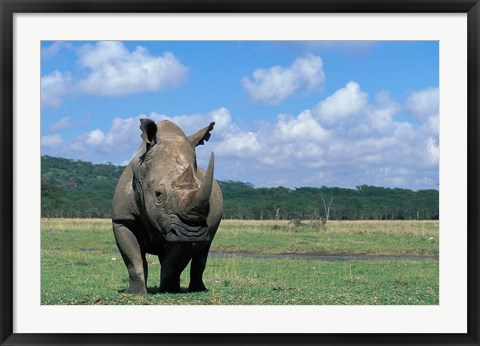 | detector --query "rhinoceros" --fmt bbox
[112,119,223,294]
